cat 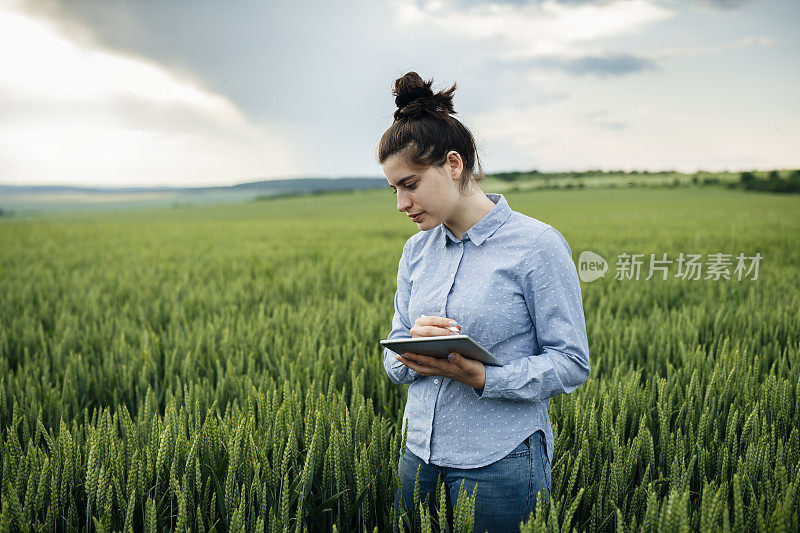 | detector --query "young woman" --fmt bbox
[378,72,591,532]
